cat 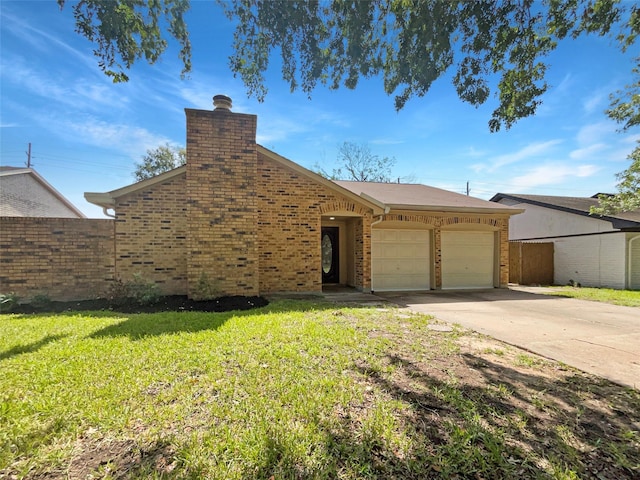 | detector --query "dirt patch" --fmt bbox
[10,295,268,314]
[357,327,640,479]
